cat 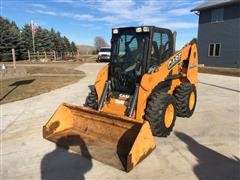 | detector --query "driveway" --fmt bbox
[1,63,239,179]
